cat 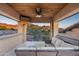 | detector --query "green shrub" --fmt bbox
[0,26,7,30]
